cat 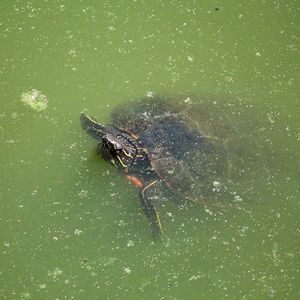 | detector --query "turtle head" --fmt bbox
[81,113,138,170]
[97,133,136,170]
[80,113,115,140]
